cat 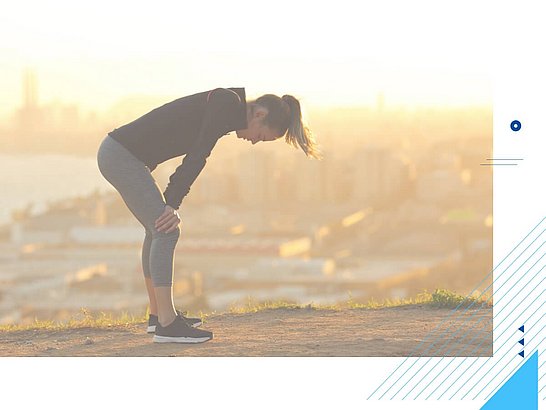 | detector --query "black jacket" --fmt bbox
[108,87,248,210]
